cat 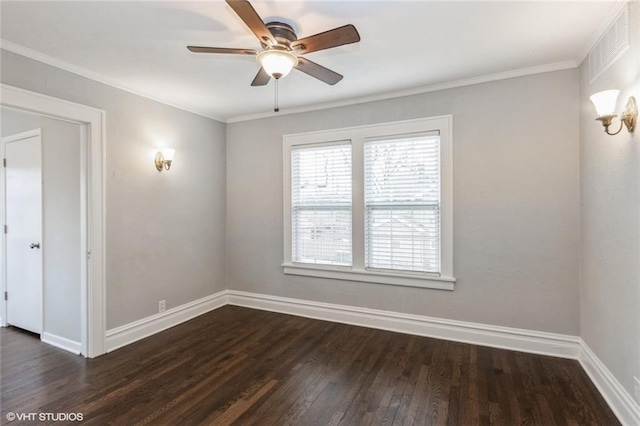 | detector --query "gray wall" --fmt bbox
[227,70,581,335]
[1,49,227,329]
[578,3,640,399]
[1,107,82,342]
